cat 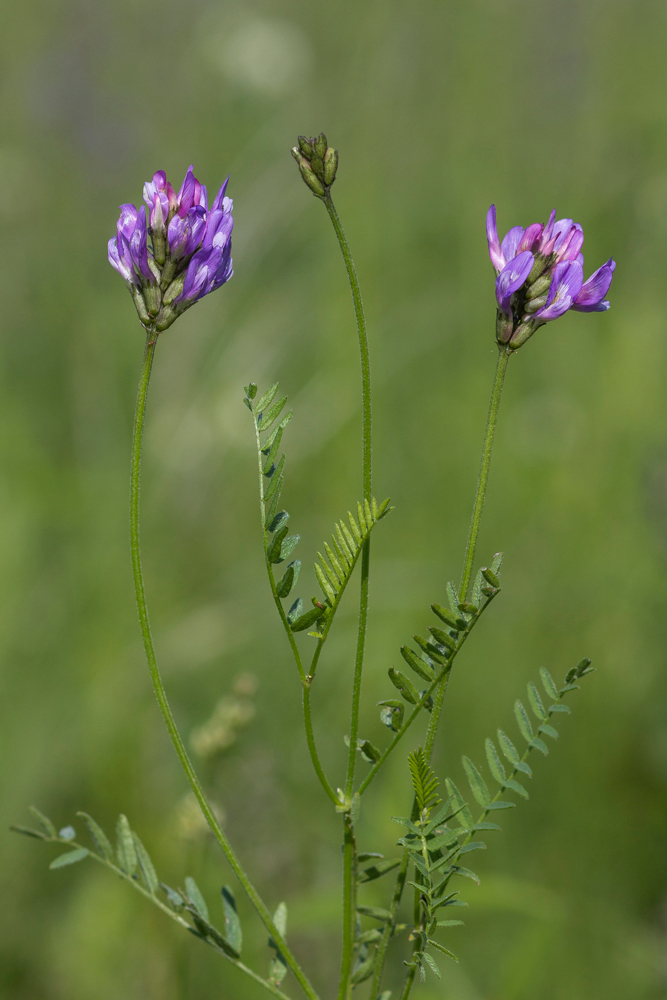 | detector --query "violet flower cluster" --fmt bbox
[108,167,233,332]
[487,206,615,349]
